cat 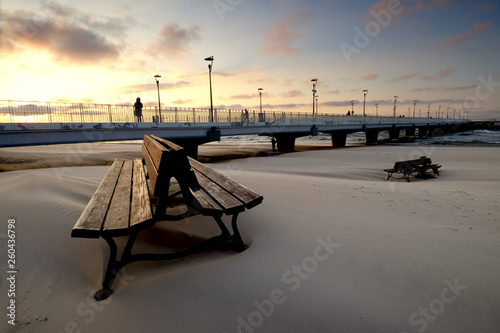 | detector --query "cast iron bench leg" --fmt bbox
[213,214,245,252]
[95,235,121,301]
[230,213,246,252]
